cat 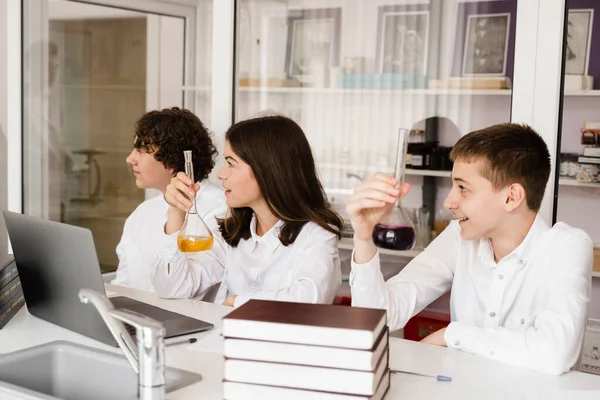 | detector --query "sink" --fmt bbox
[0,341,202,400]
